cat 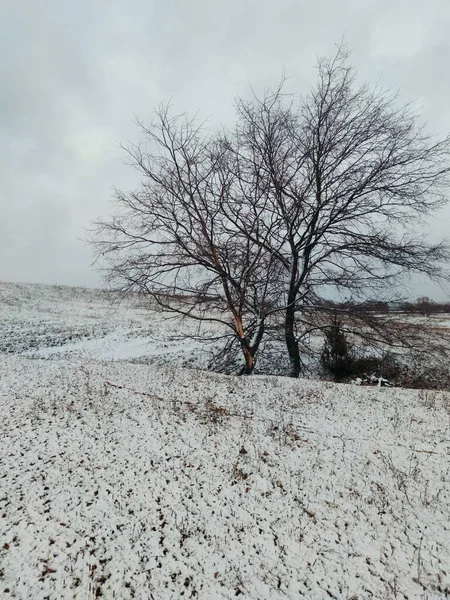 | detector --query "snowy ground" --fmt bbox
[1,282,450,599]
[0,281,222,368]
